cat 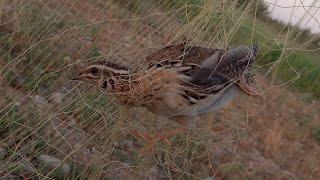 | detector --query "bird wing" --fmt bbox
[175,45,259,116]
[145,42,226,83]
[145,43,260,117]
[199,53,219,68]
[190,45,258,89]
[145,42,224,66]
